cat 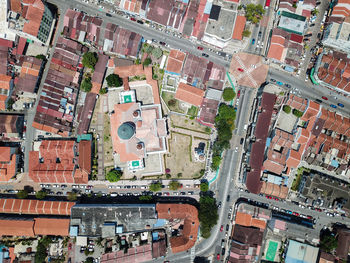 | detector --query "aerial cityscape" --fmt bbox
[0,0,349,262]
